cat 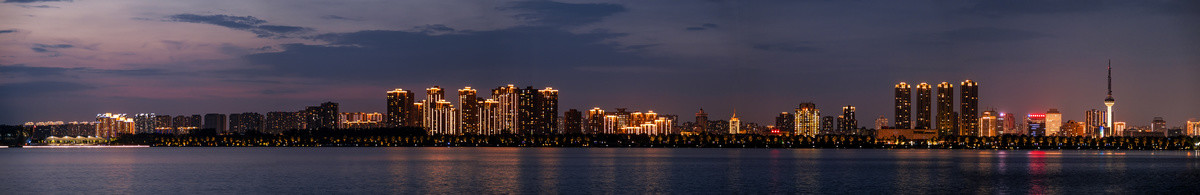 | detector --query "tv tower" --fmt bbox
[1103,60,1116,137]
